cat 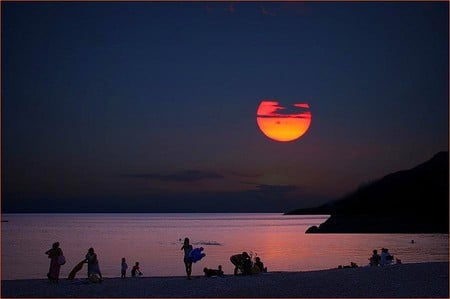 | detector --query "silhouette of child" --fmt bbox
[254,257,267,272]
[121,258,128,278]
[131,262,142,277]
